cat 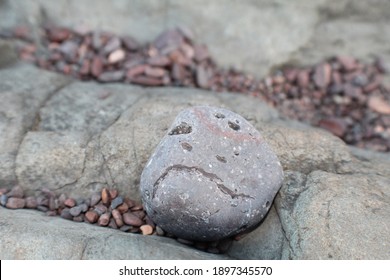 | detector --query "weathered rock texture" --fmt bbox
[1,0,390,259]
[140,106,283,241]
